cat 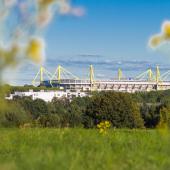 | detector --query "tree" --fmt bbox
[38,114,61,128]
[83,92,144,128]
[157,107,170,128]
[17,98,48,119]
[0,102,30,127]
[67,102,83,127]
[140,103,160,128]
